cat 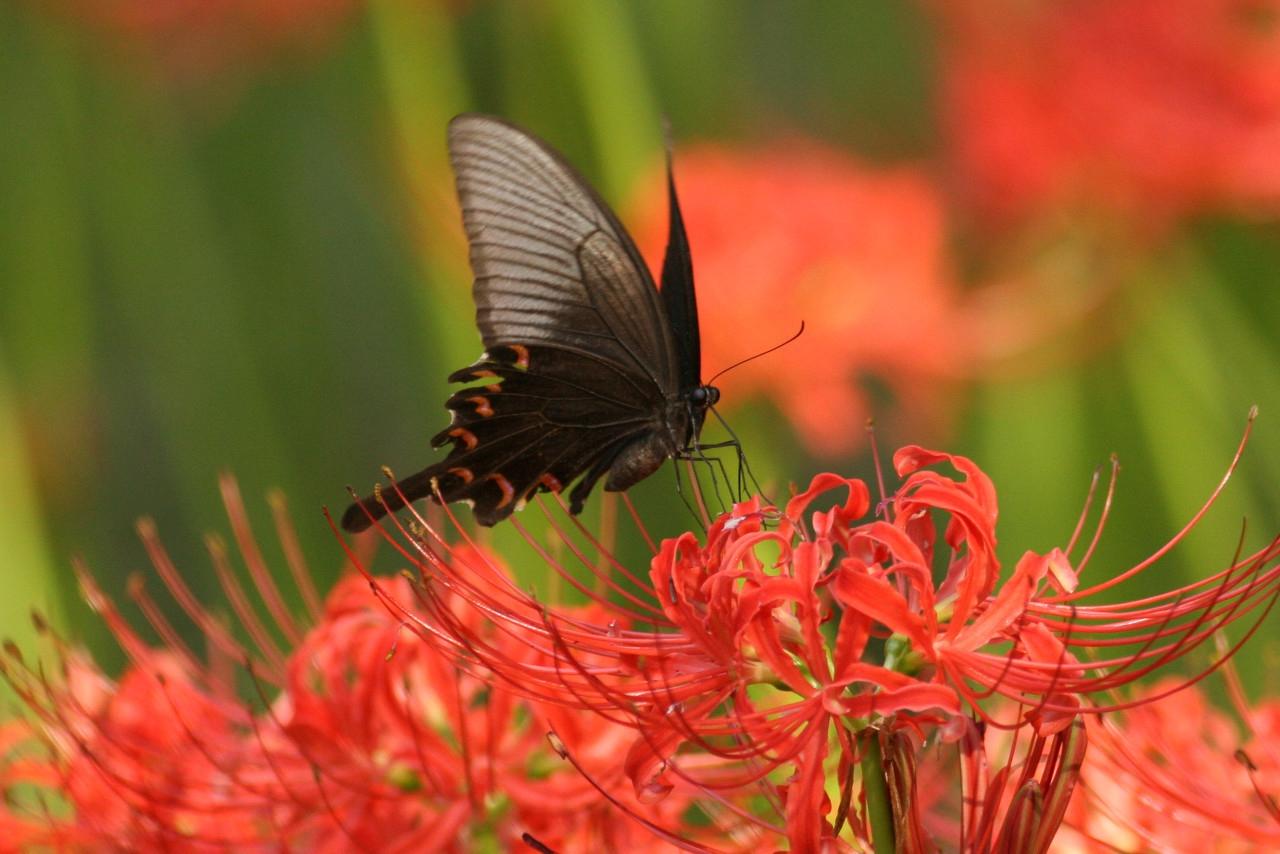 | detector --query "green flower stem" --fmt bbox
[859,729,895,854]
[0,358,59,671]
